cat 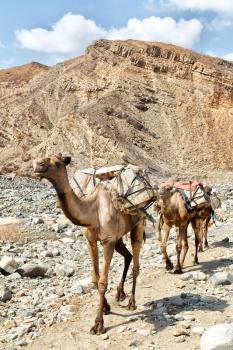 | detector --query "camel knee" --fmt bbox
[160,243,167,255]
[98,280,107,294]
